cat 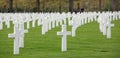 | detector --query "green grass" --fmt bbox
[0,20,120,58]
